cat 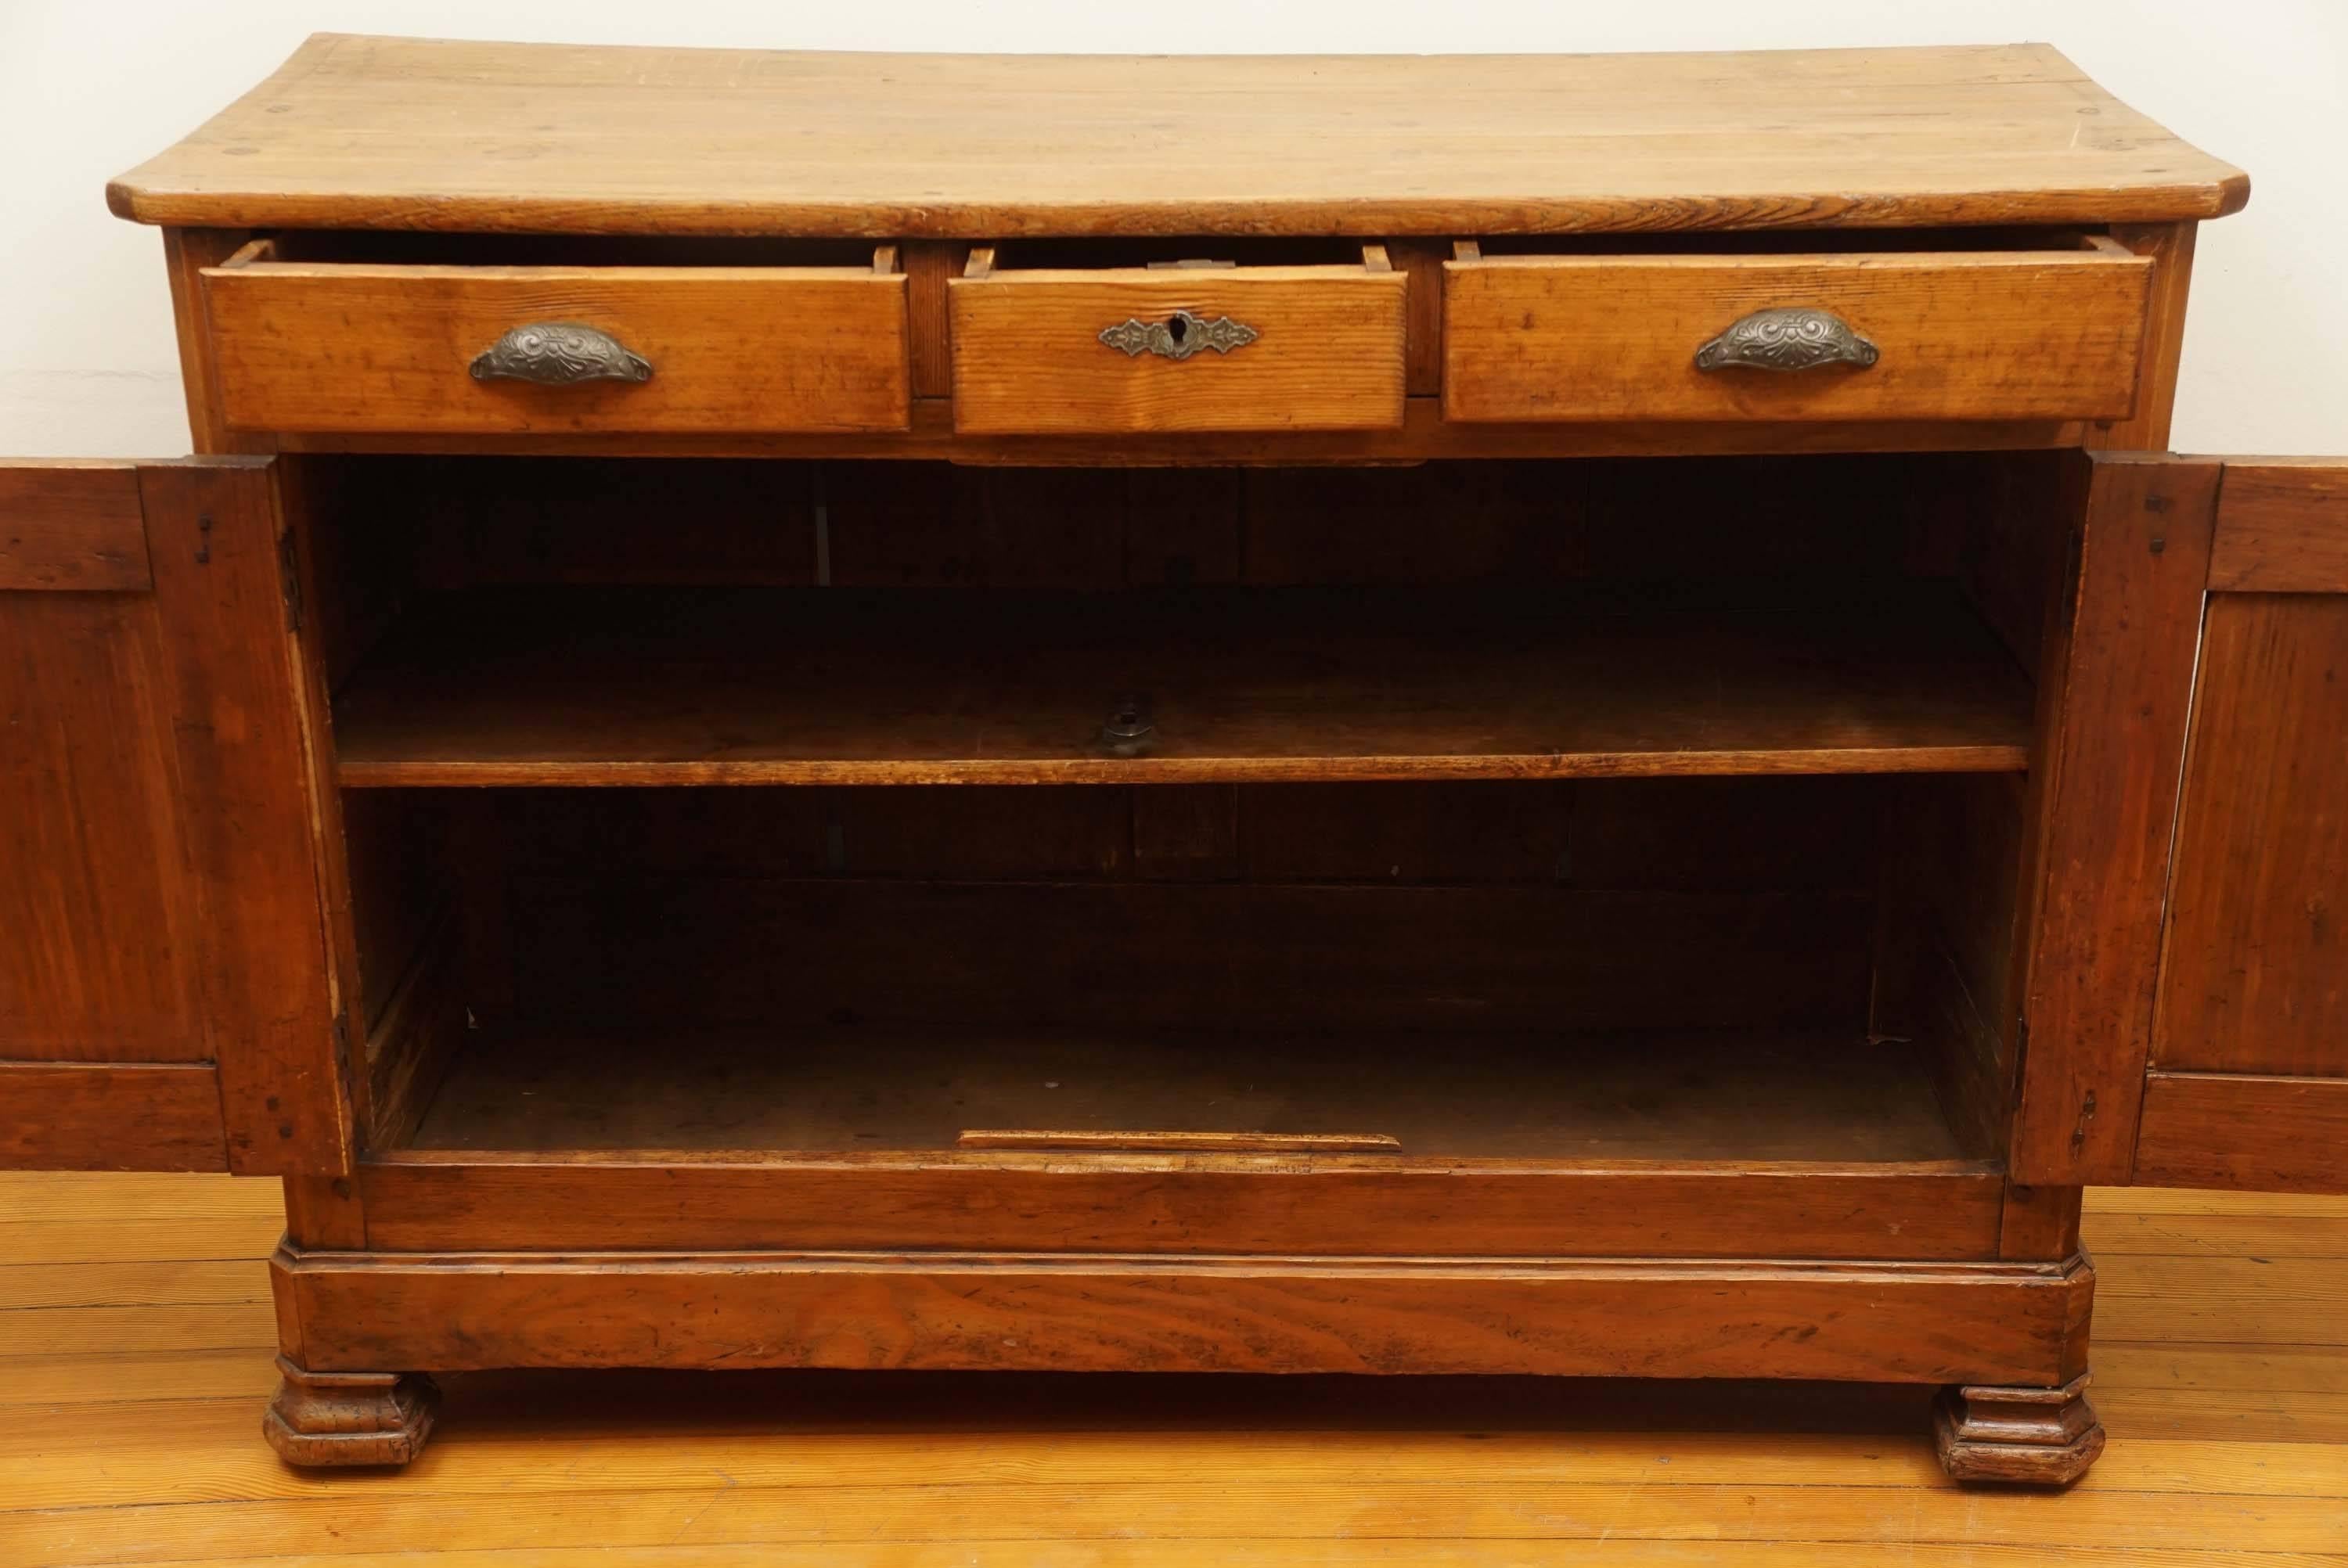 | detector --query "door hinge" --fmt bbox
[277,530,304,632]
